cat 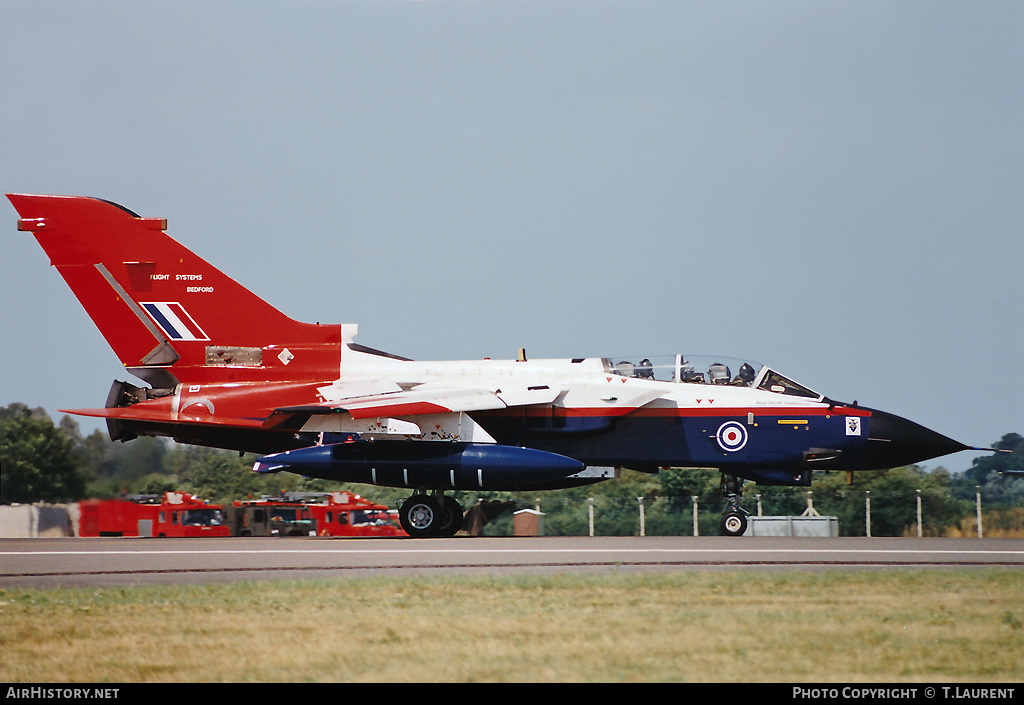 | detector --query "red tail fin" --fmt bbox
[8,194,341,388]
